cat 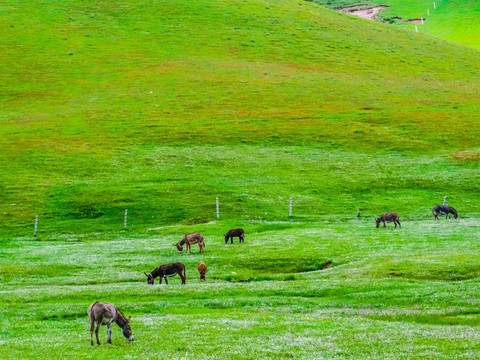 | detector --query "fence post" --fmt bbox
[34,215,38,236]
[443,196,447,205]
[216,198,219,219]
[124,209,128,229]
[289,197,293,217]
